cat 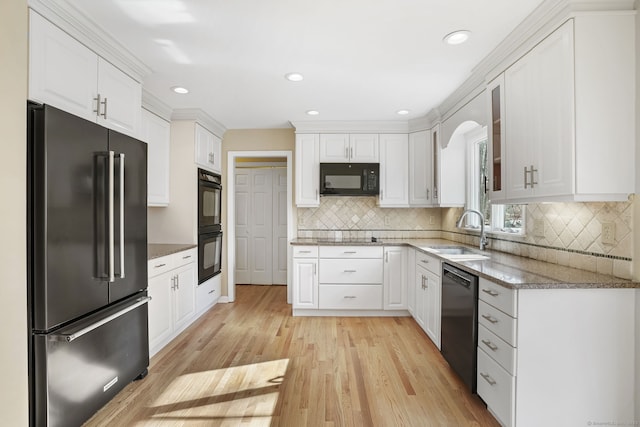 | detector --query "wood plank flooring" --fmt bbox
[85,285,500,427]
